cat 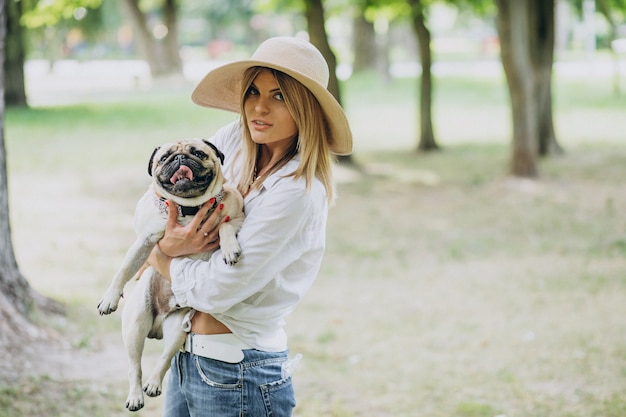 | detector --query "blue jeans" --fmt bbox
[164,349,295,417]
